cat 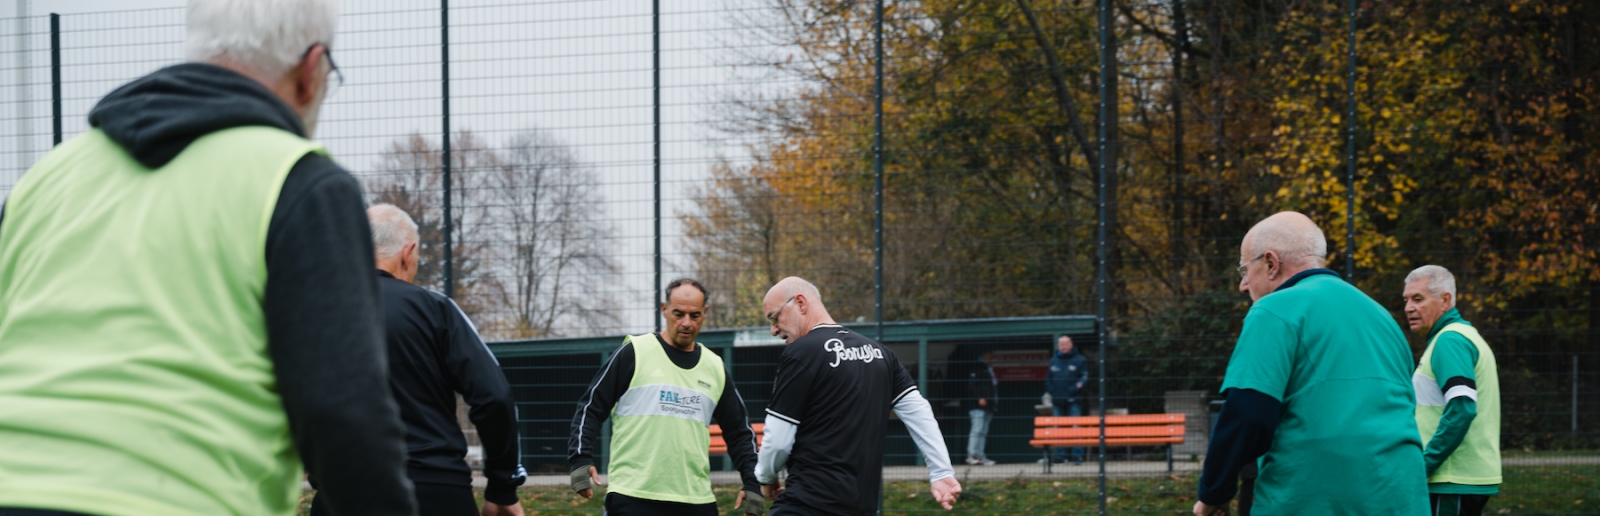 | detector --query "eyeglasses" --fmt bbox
[302,44,343,99]
[1236,254,1265,278]
[766,296,796,326]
